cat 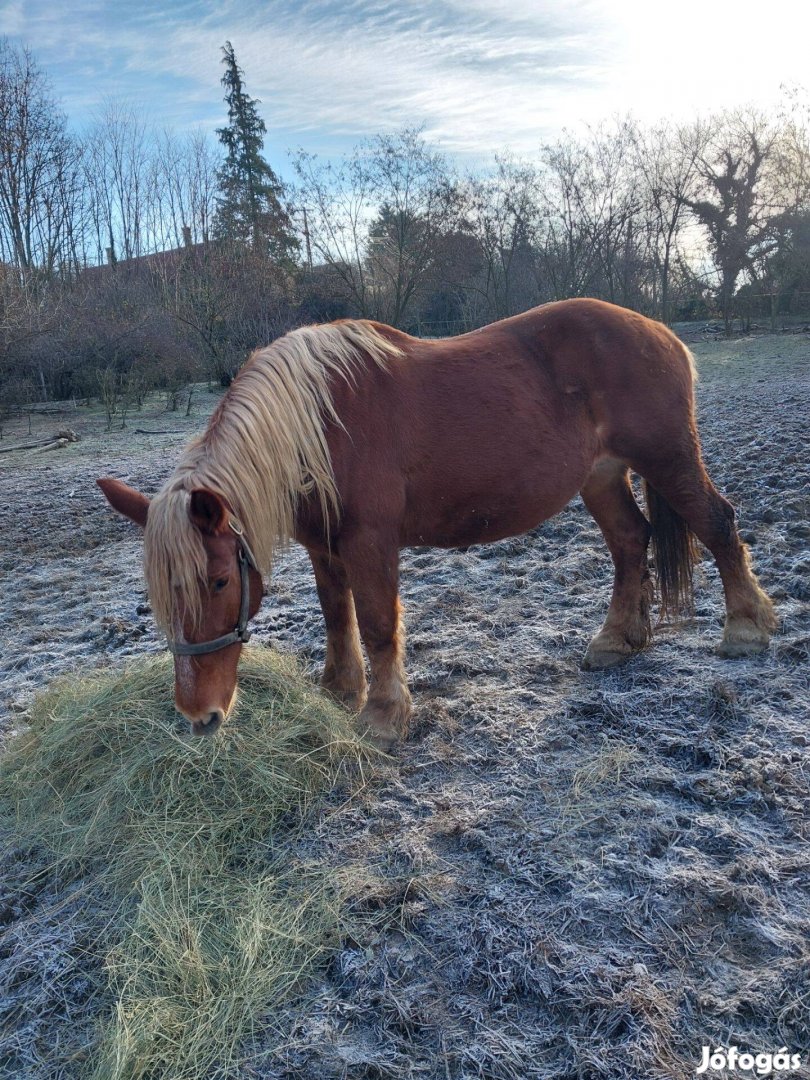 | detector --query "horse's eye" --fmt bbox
[213,578,228,592]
